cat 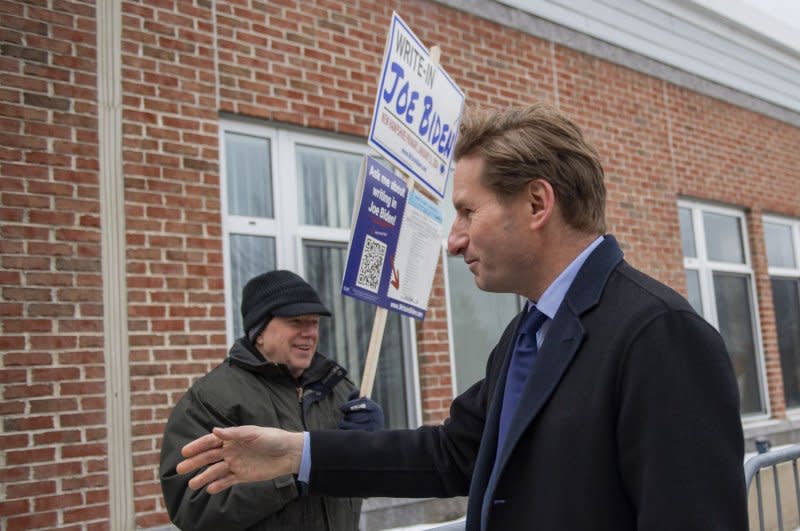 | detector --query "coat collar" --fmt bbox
[563,234,623,315]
